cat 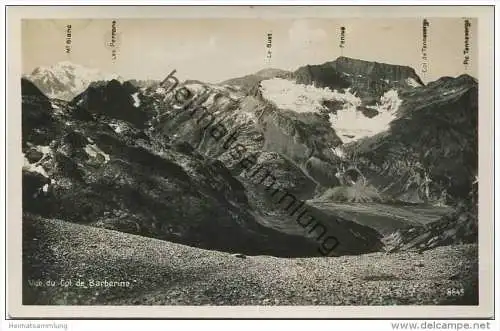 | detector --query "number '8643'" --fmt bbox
[446,288,465,296]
